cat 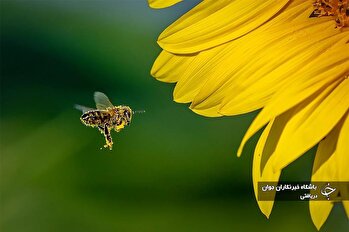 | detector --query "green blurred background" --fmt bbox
[1,1,347,231]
